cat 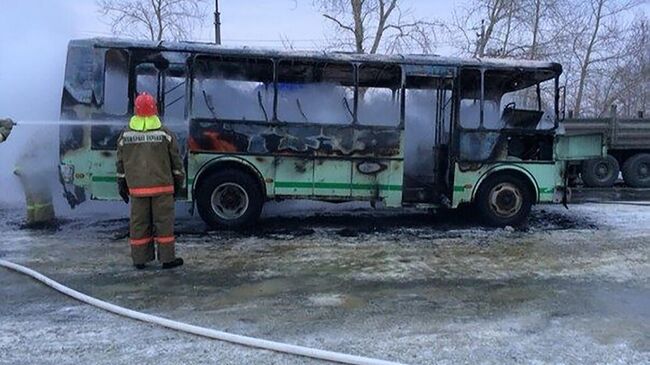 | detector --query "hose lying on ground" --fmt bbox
[0,259,403,365]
